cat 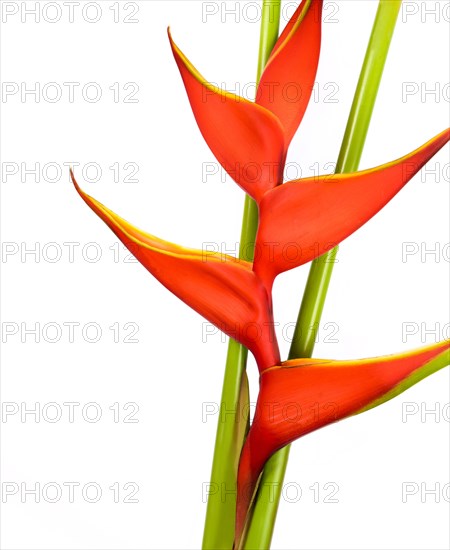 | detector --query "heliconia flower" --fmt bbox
[71,171,280,371]
[234,339,450,546]
[253,129,450,291]
[168,0,323,201]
